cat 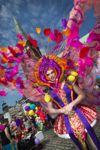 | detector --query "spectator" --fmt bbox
[29,116,38,129]
[0,119,13,150]
[10,118,17,139]
[23,117,32,132]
